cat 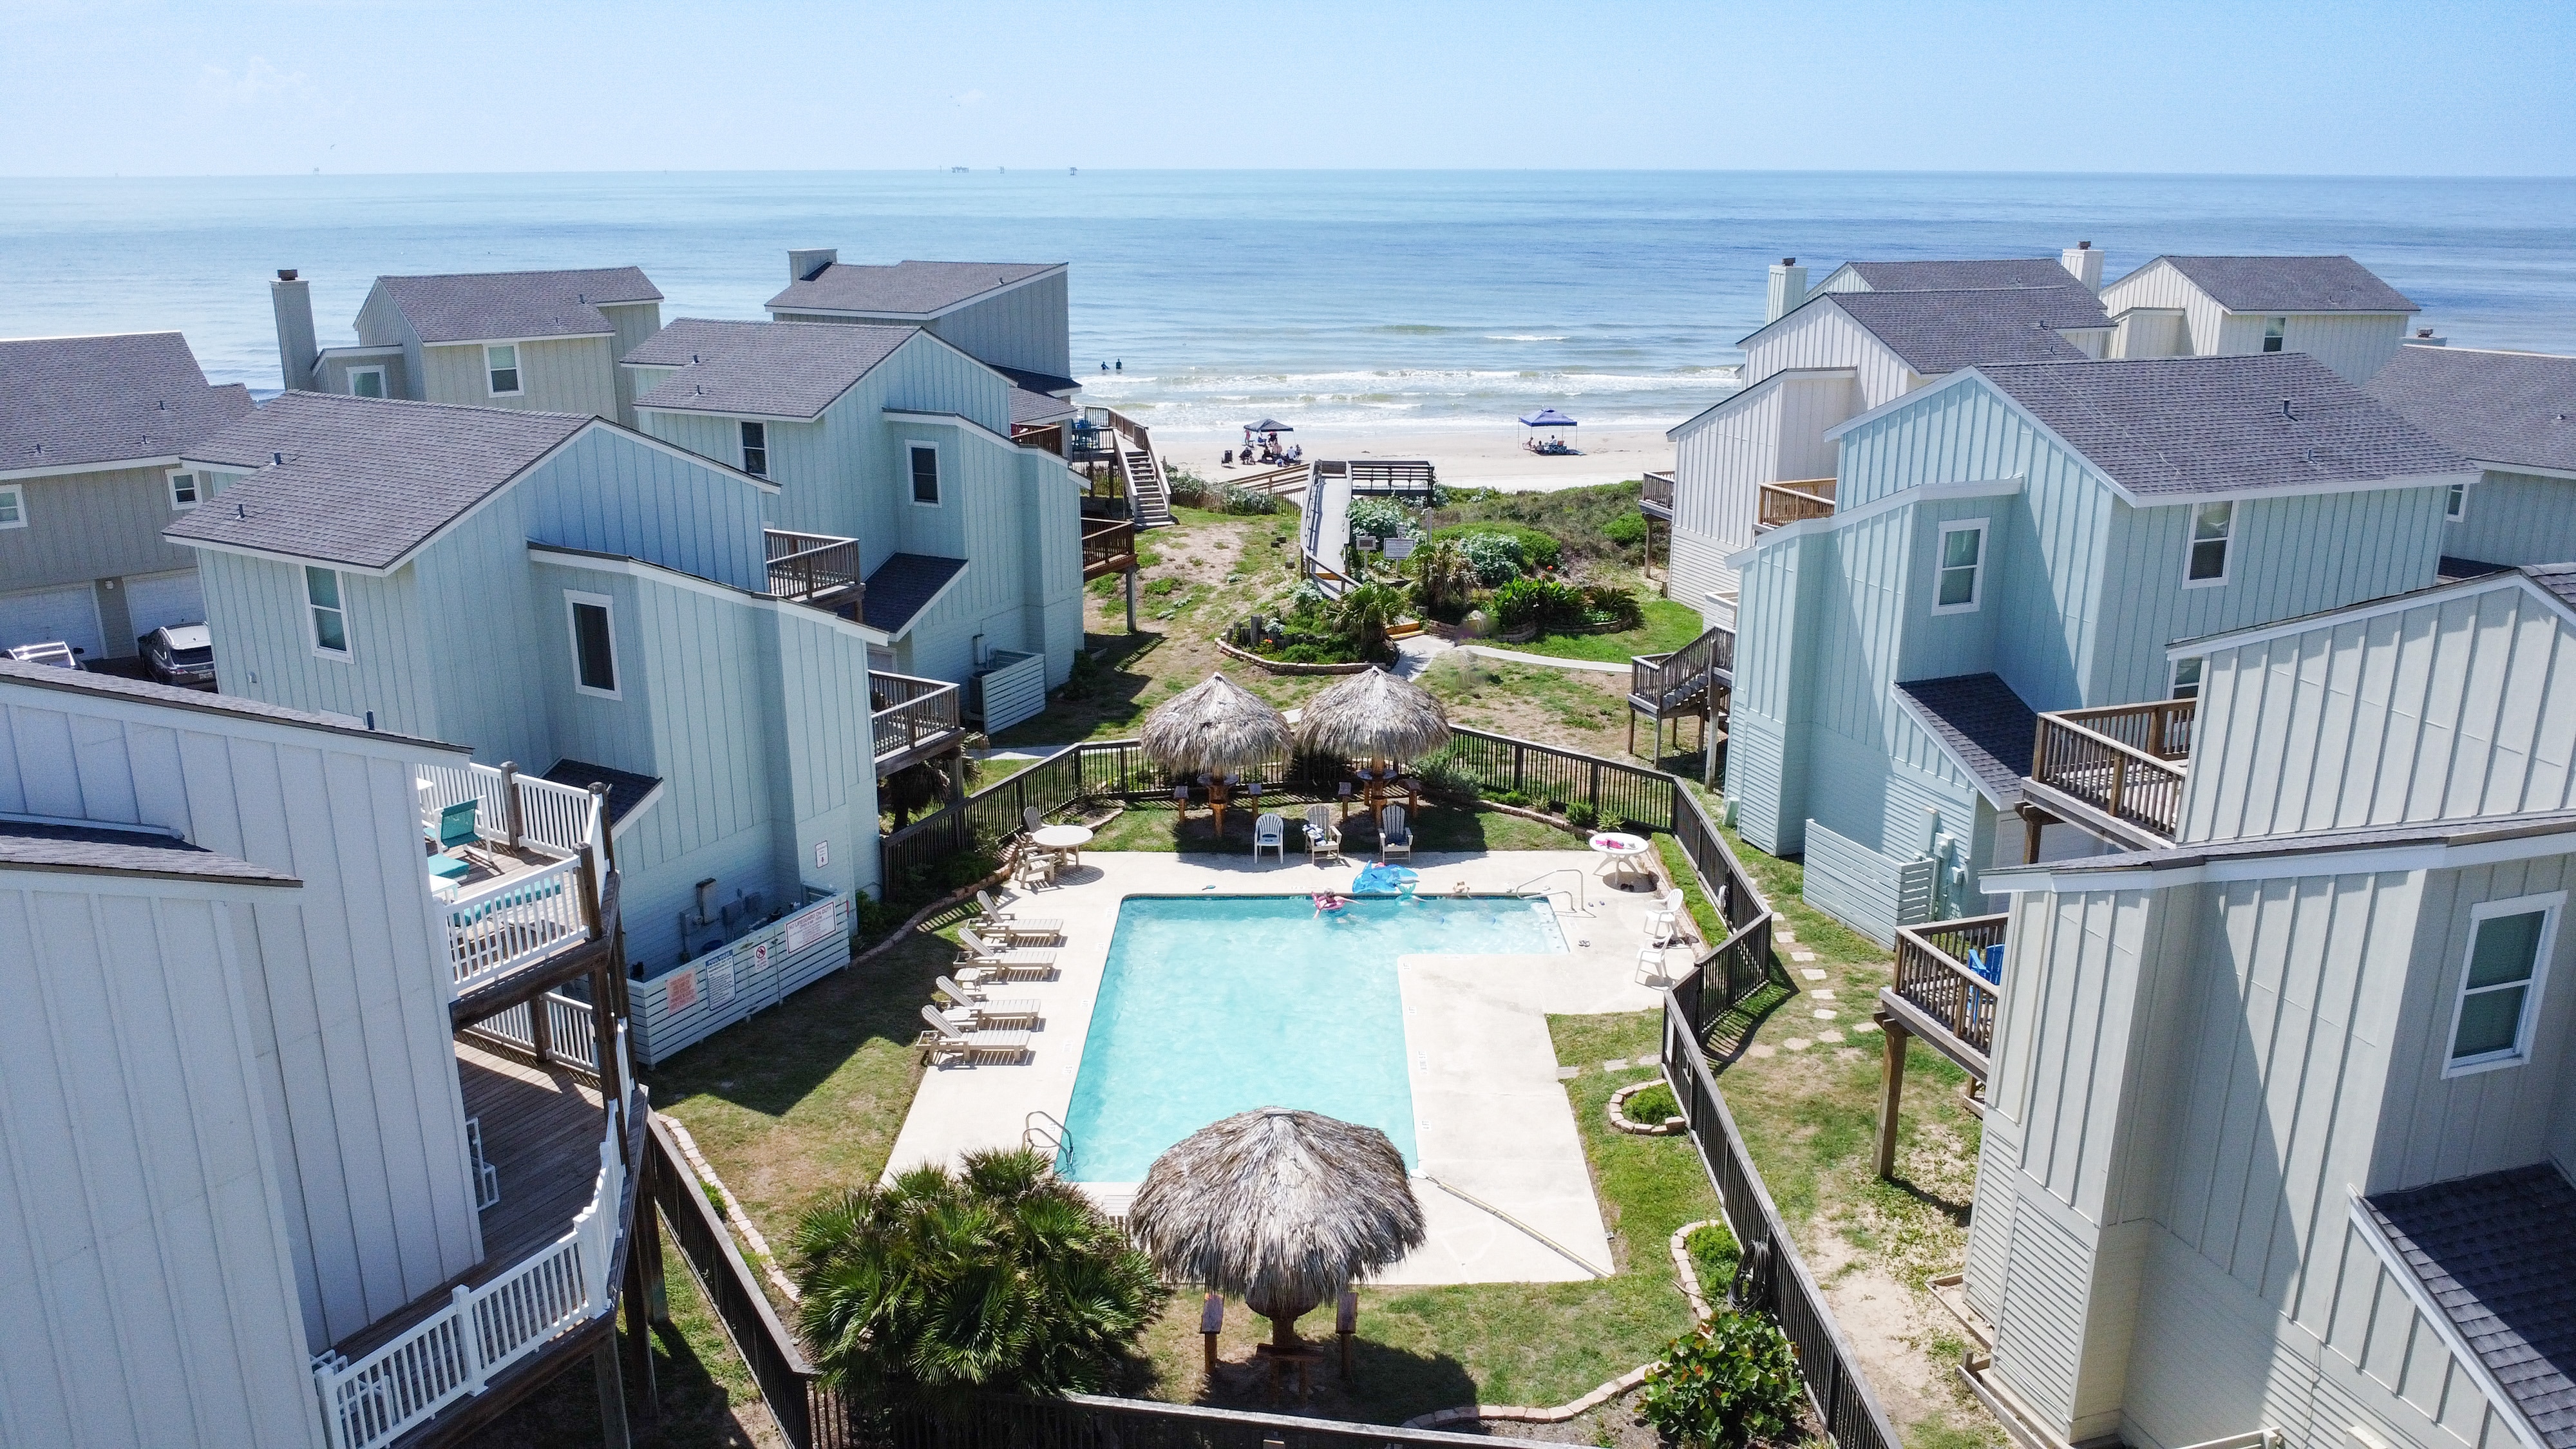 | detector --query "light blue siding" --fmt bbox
[2445,467,2576,567]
